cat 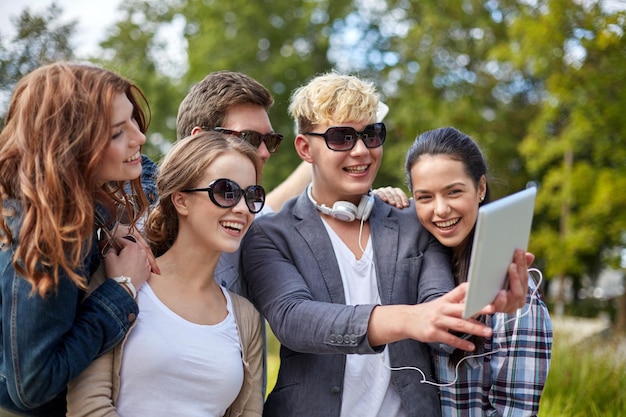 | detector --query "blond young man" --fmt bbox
[241,72,530,417]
